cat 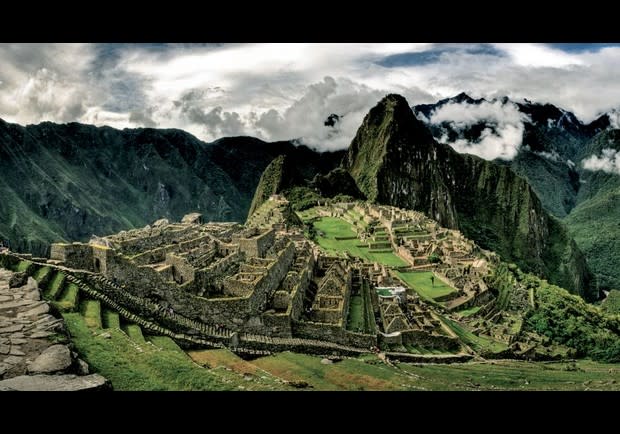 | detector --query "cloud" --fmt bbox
[582,148,620,175]
[2,42,620,157]
[536,150,562,163]
[165,76,391,150]
[608,110,620,129]
[428,99,529,160]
